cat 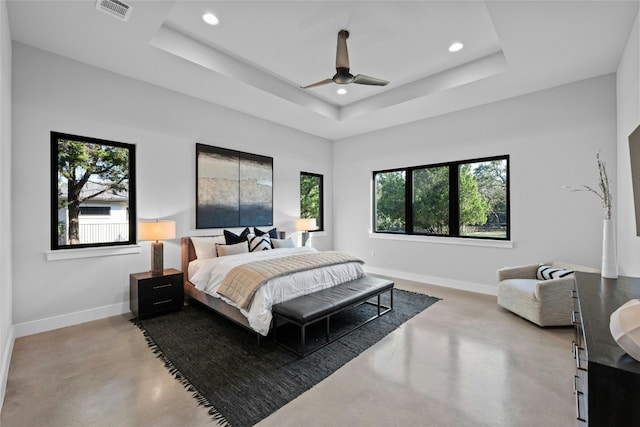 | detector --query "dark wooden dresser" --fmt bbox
[573,272,640,426]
